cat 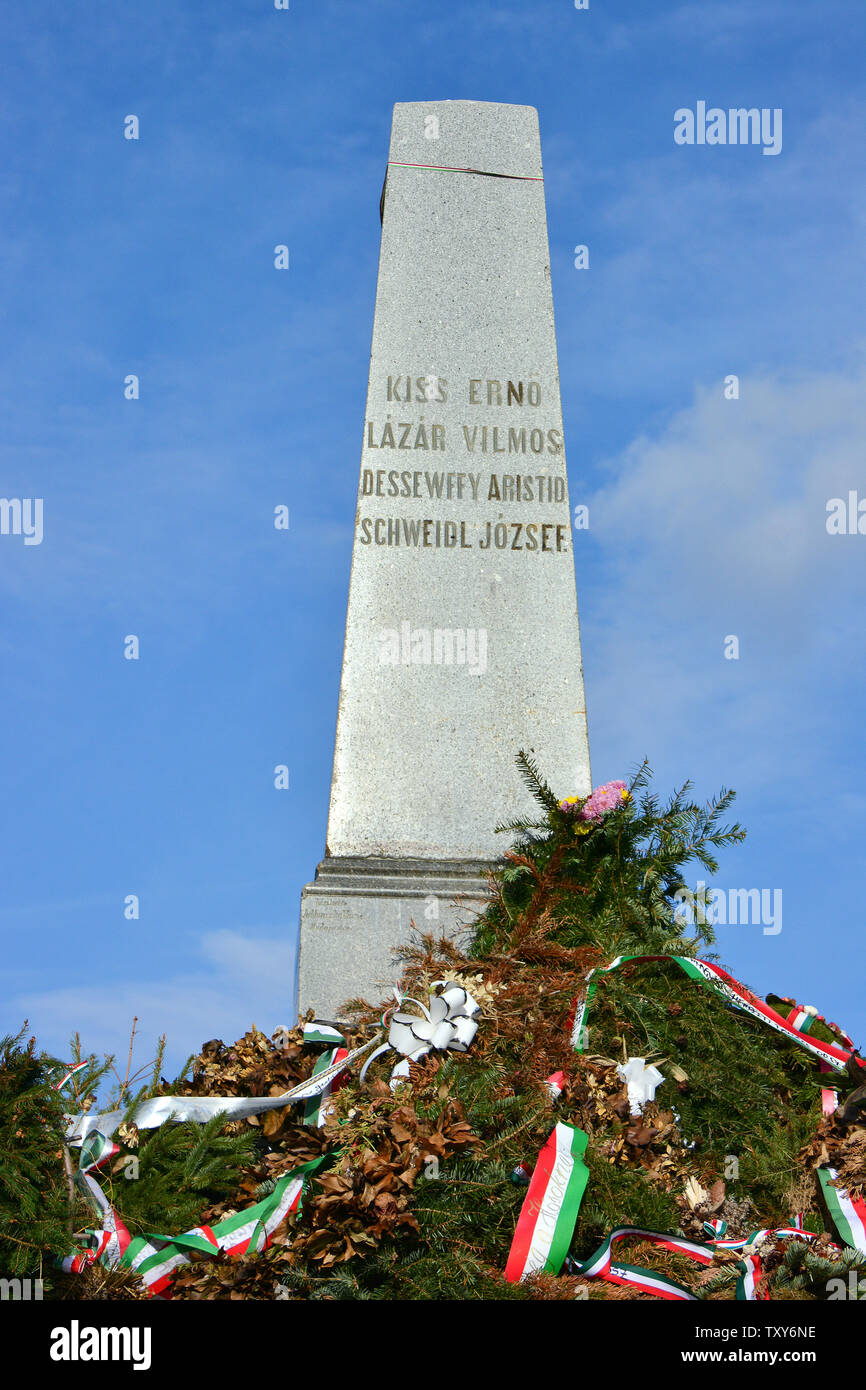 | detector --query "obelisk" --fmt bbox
[297,101,591,1016]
